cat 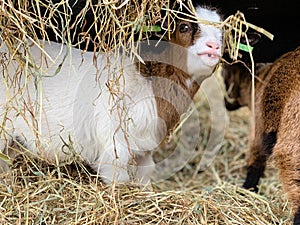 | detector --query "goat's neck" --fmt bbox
[137,61,199,134]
